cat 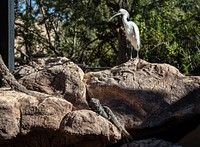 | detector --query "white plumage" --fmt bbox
[109,9,140,58]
